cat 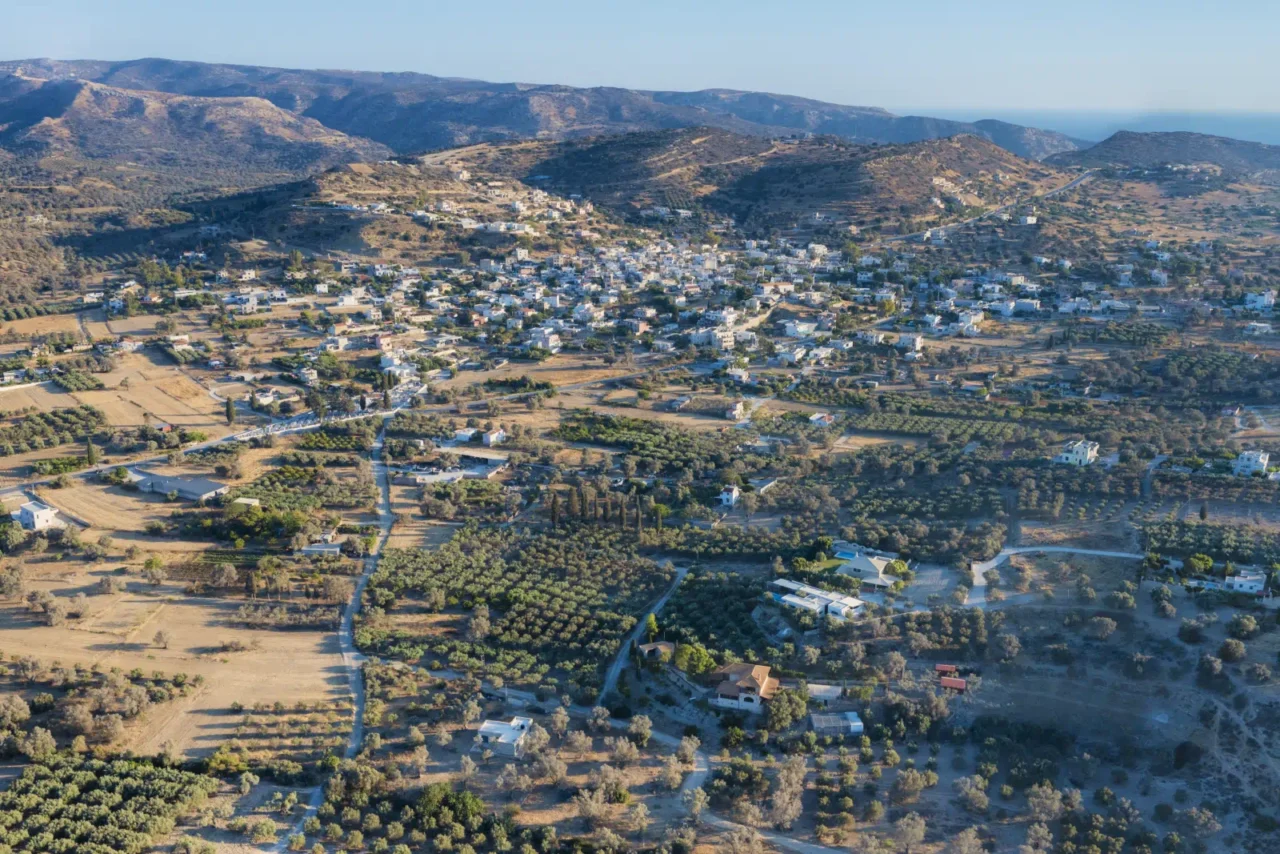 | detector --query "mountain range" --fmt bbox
[0,57,1089,161]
